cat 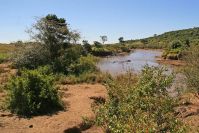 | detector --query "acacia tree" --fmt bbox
[118,37,124,43]
[29,14,80,61]
[100,35,107,44]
